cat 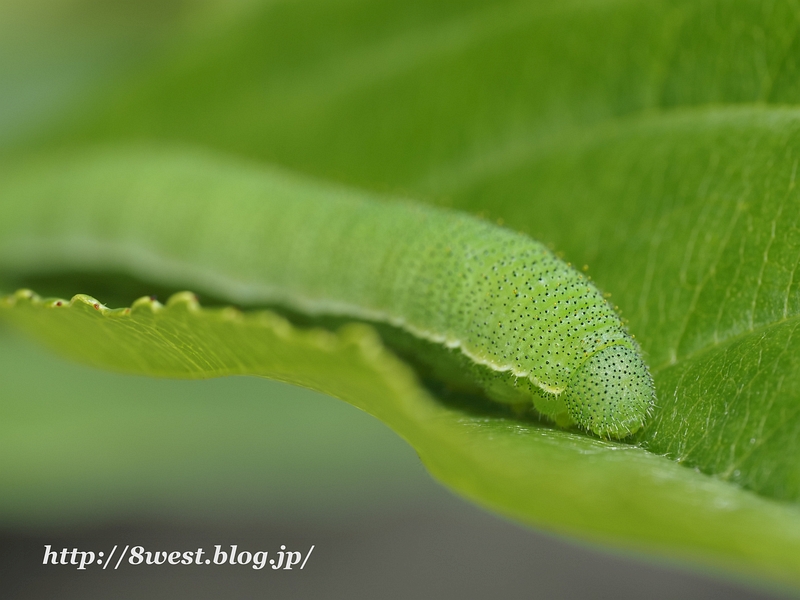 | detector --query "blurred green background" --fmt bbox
[0,0,793,597]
